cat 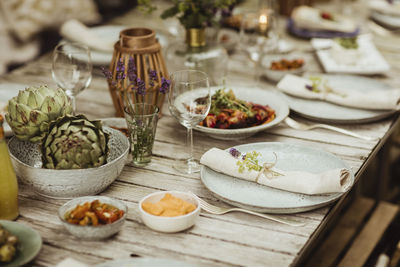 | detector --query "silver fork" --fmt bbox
[284,117,379,141]
[191,193,305,227]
